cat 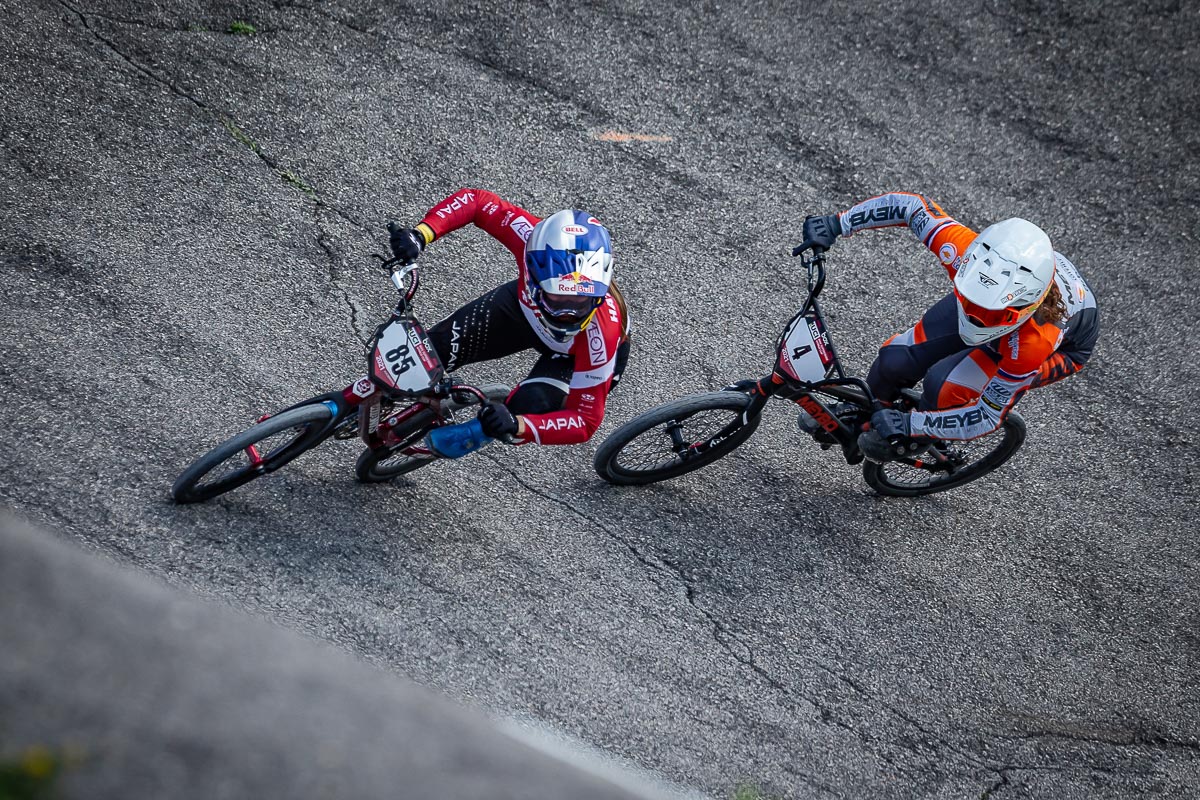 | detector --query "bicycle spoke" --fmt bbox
[614,408,742,472]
